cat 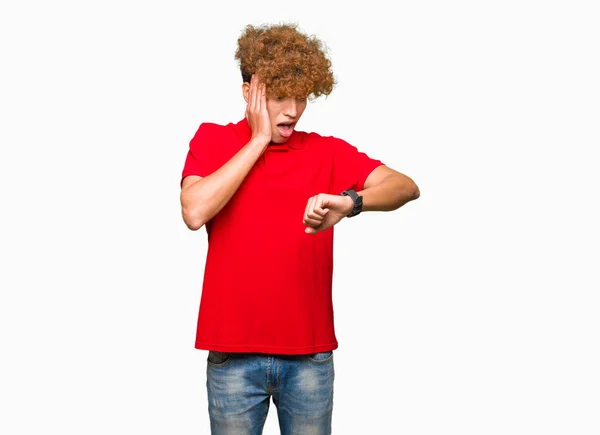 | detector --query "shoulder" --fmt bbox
[191,120,242,144]
[194,121,226,136]
[300,130,349,150]
[190,122,219,140]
